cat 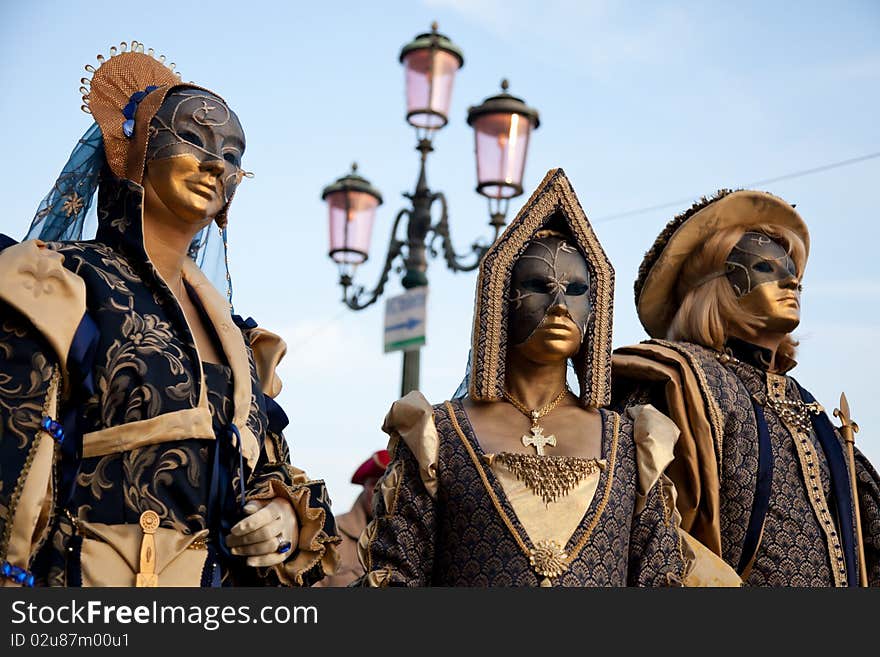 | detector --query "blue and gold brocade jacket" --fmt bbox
[0,178,338,587]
